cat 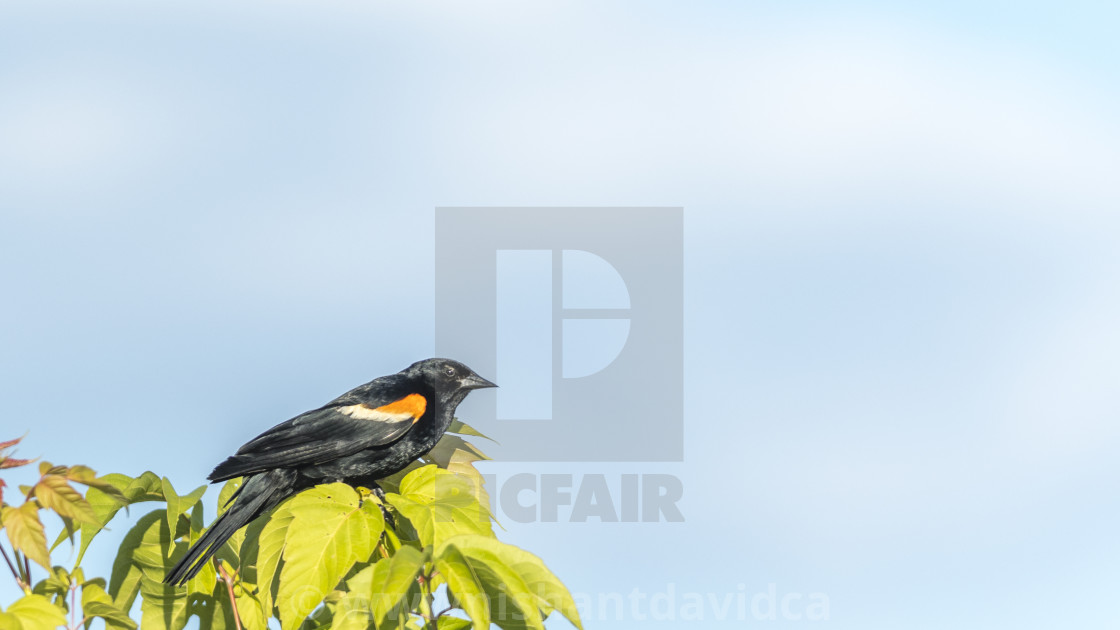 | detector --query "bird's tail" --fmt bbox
[164,468,295,586]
